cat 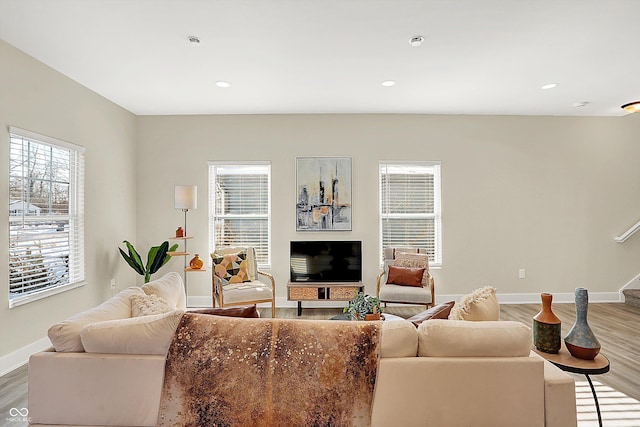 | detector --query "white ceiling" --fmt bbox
[1,0,639,117]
